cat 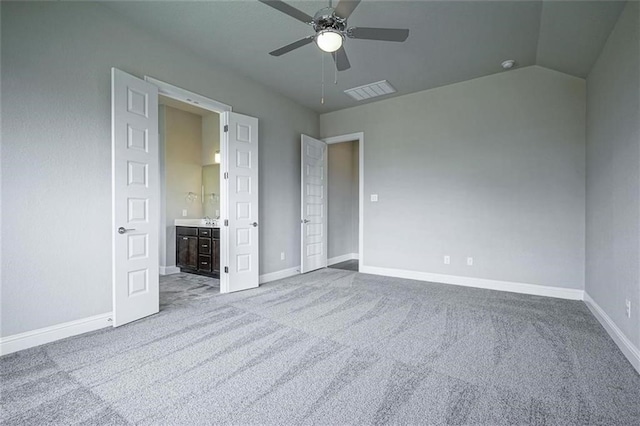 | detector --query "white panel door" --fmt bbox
[221,112,259,293]
[111,68,159,327]
[300,135,328,273]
